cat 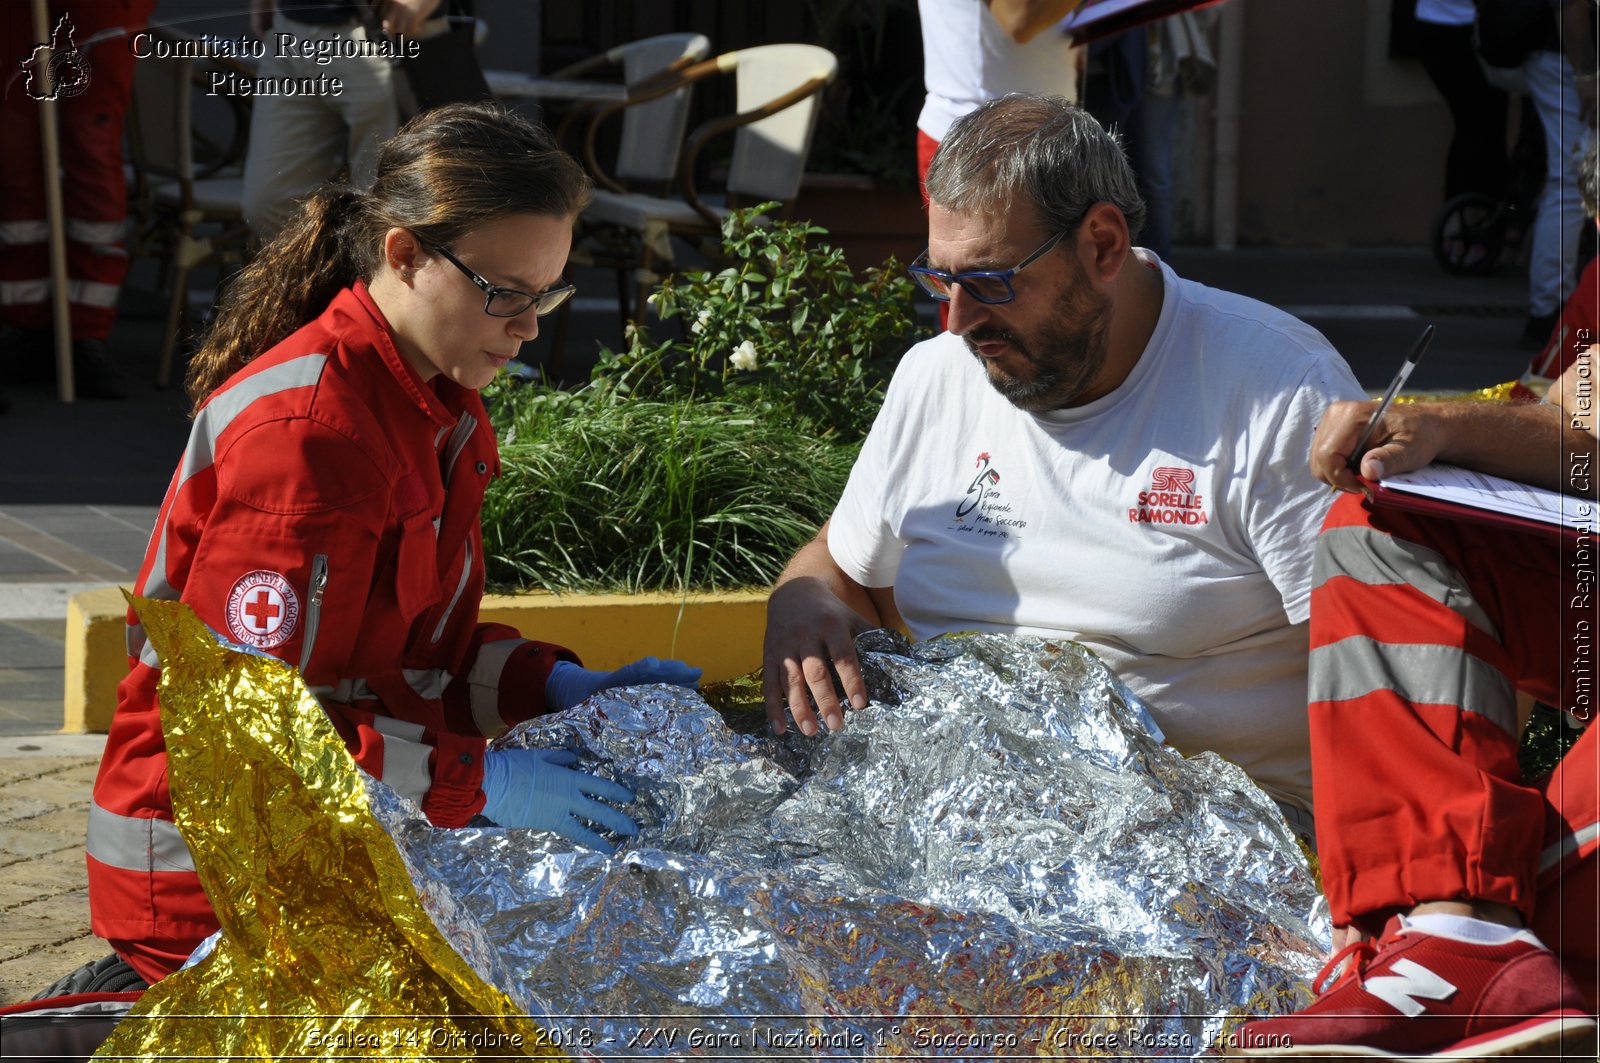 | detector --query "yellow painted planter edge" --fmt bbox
[62,585,770,734]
